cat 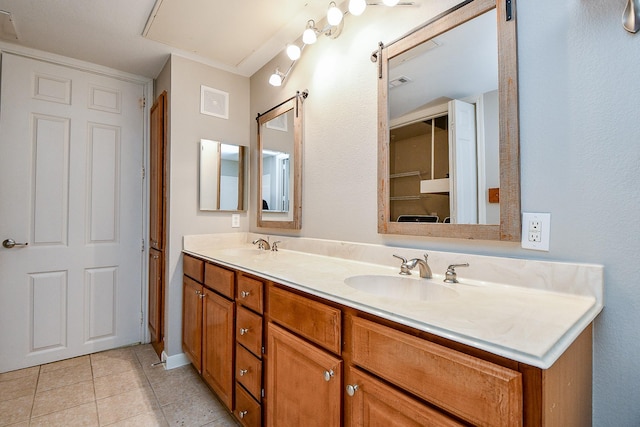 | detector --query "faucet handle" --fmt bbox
[271,241,281,251]
[444,263,469,283]
[393,254,411,275]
